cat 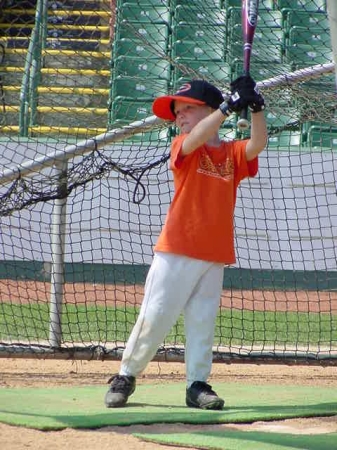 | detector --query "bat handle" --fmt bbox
[237,69,250,131]
[237,108,249,131]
